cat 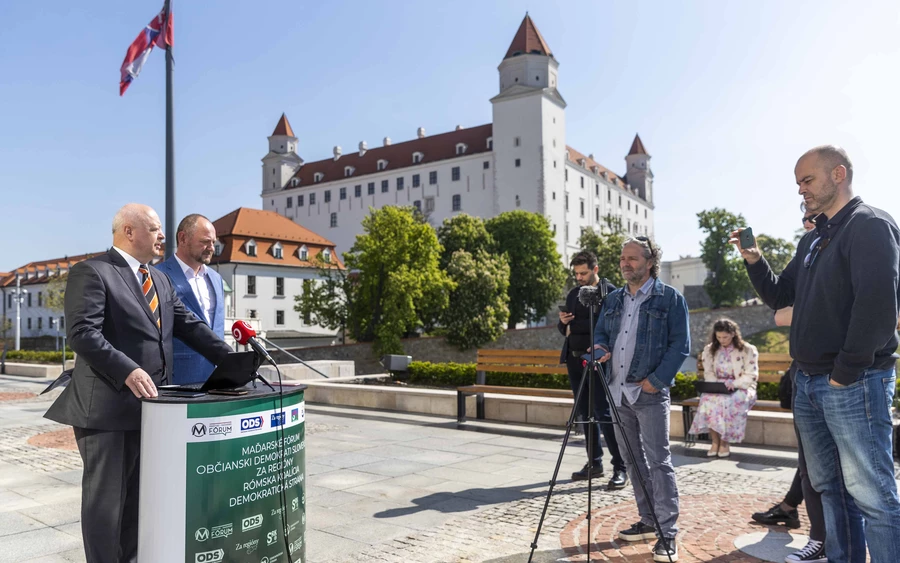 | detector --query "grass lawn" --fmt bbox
[746,326,791,354]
